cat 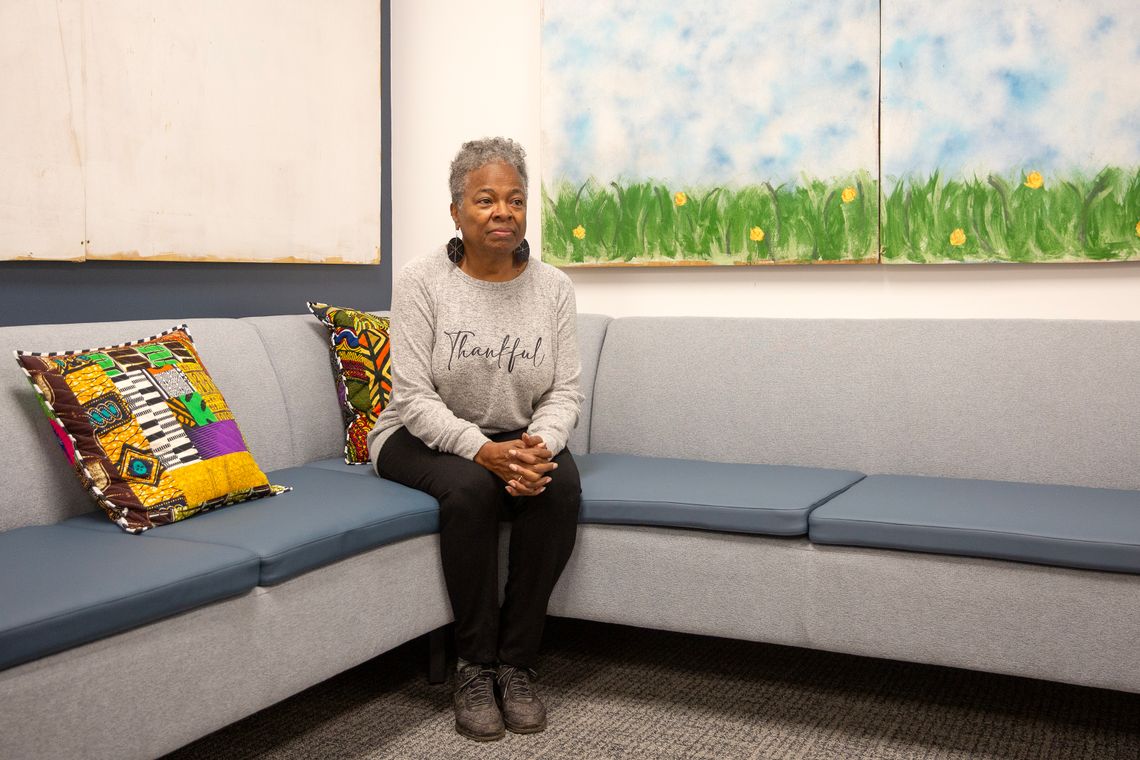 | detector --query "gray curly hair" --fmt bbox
[449,137,528,207]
